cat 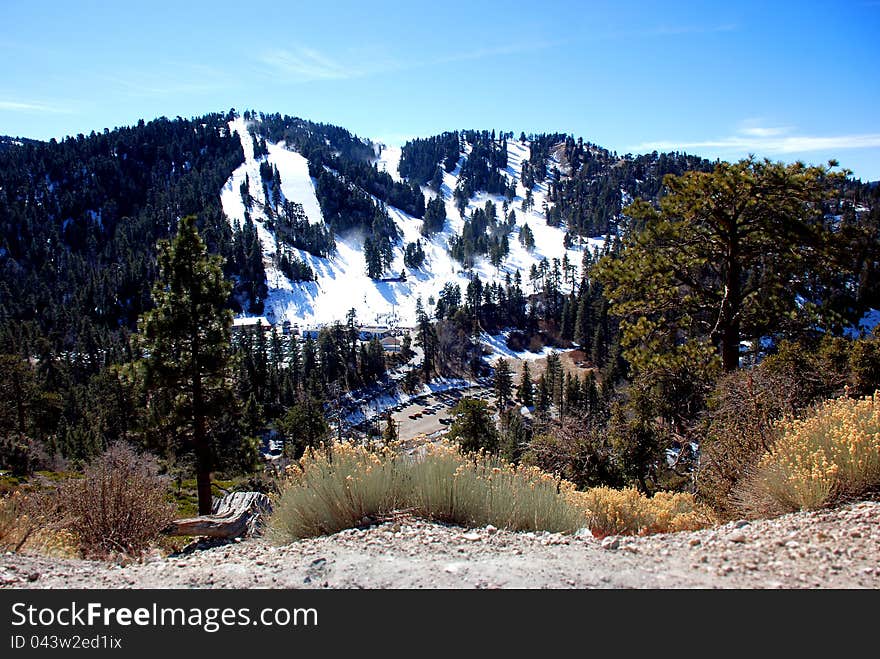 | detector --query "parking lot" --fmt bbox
[391,386,494,441]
